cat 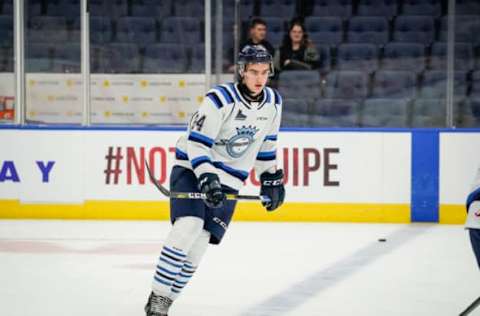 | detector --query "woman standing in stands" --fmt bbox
[274,18,319,71]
